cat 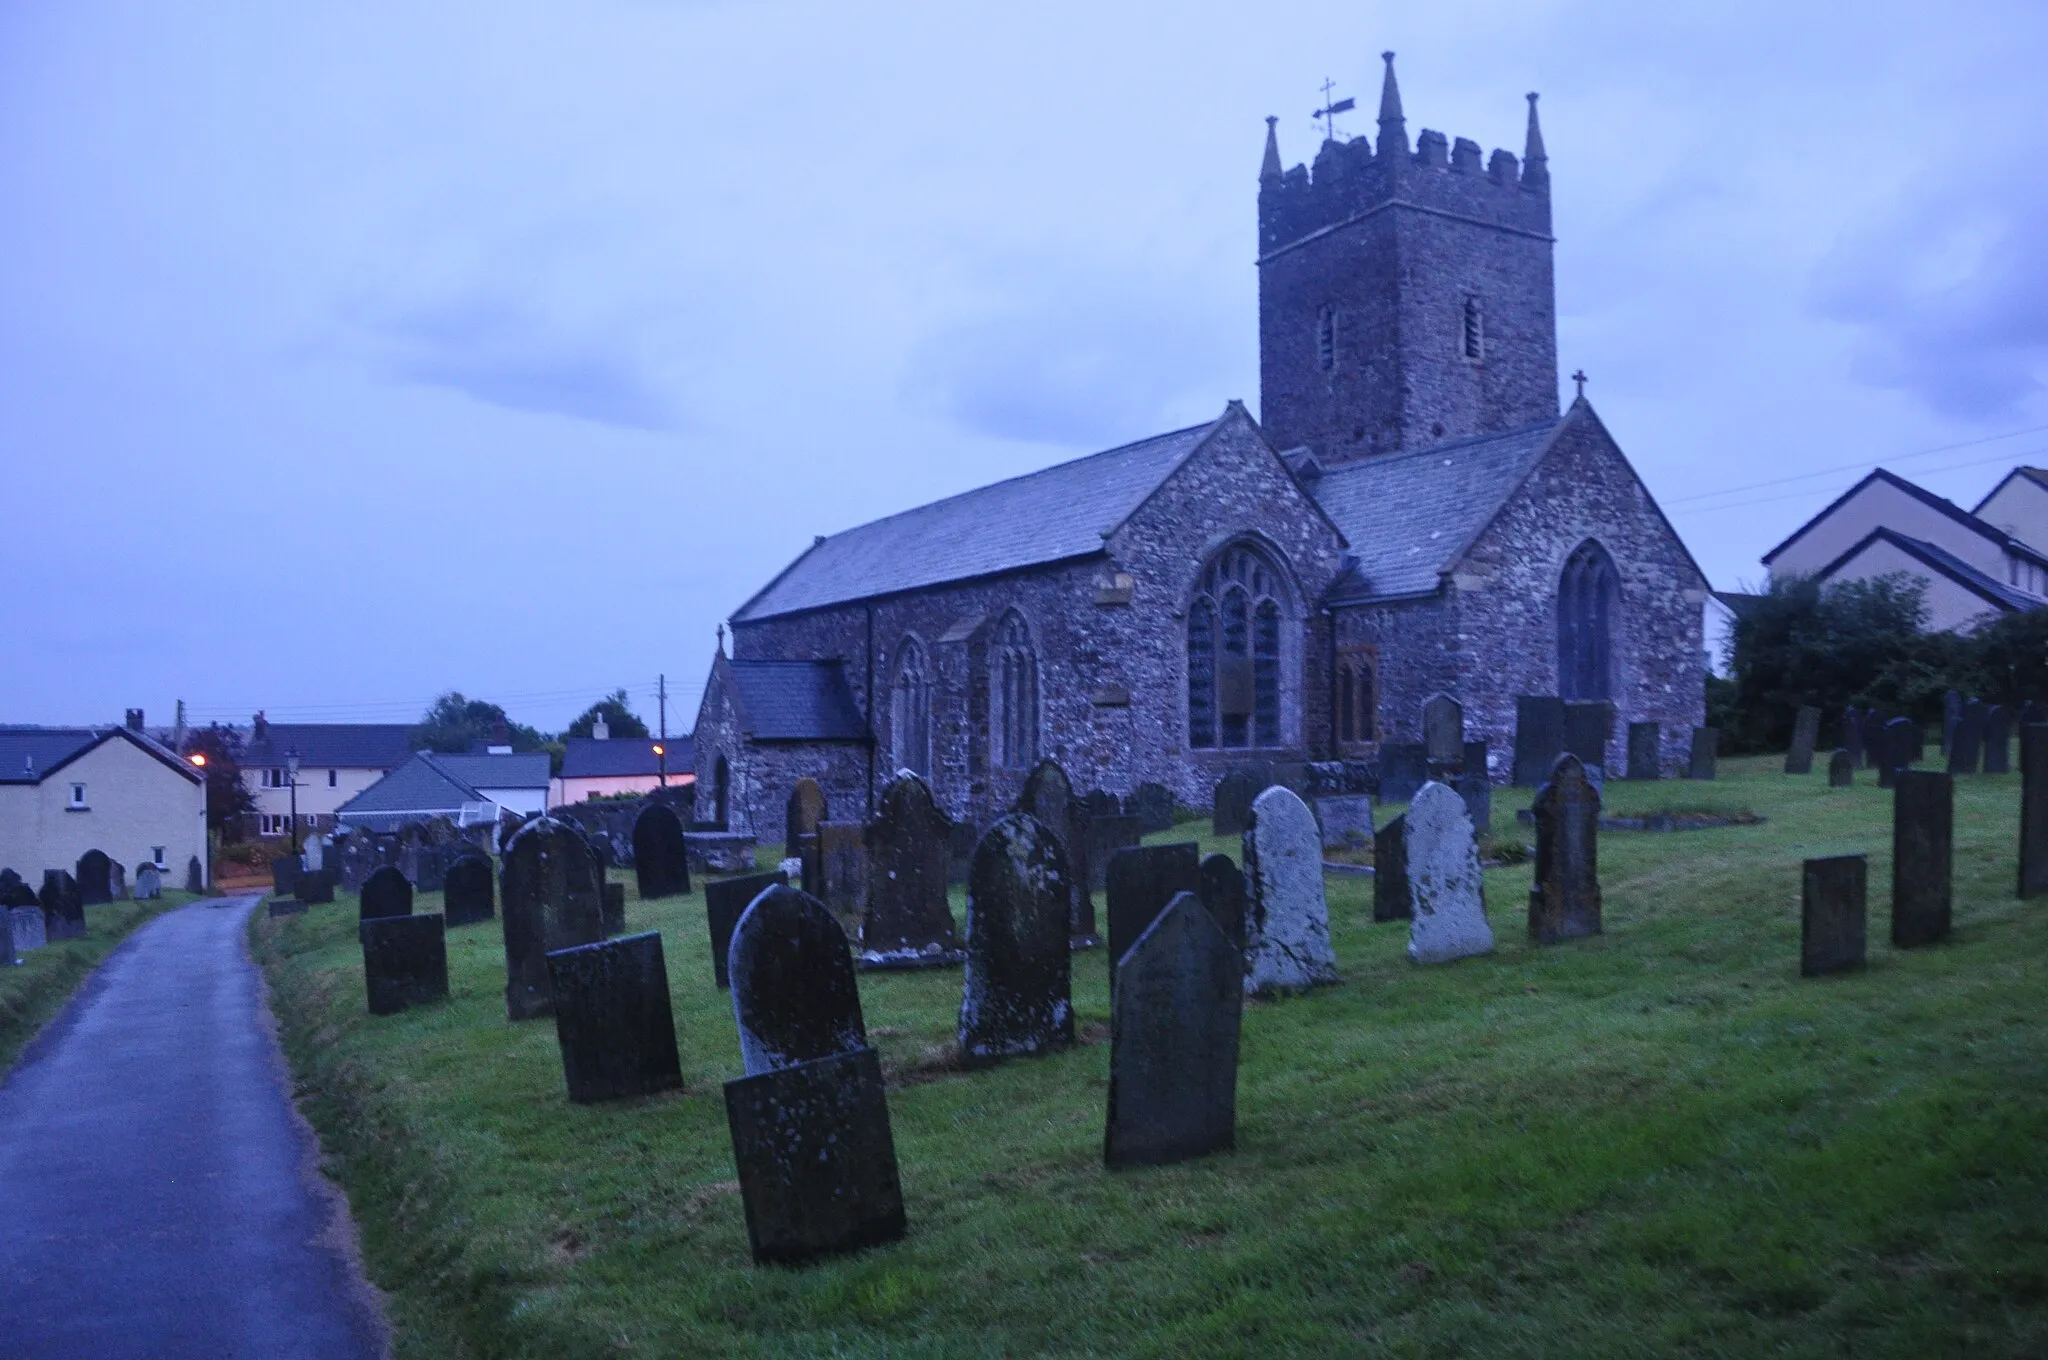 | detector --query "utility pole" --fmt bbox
[657,673,668,787]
